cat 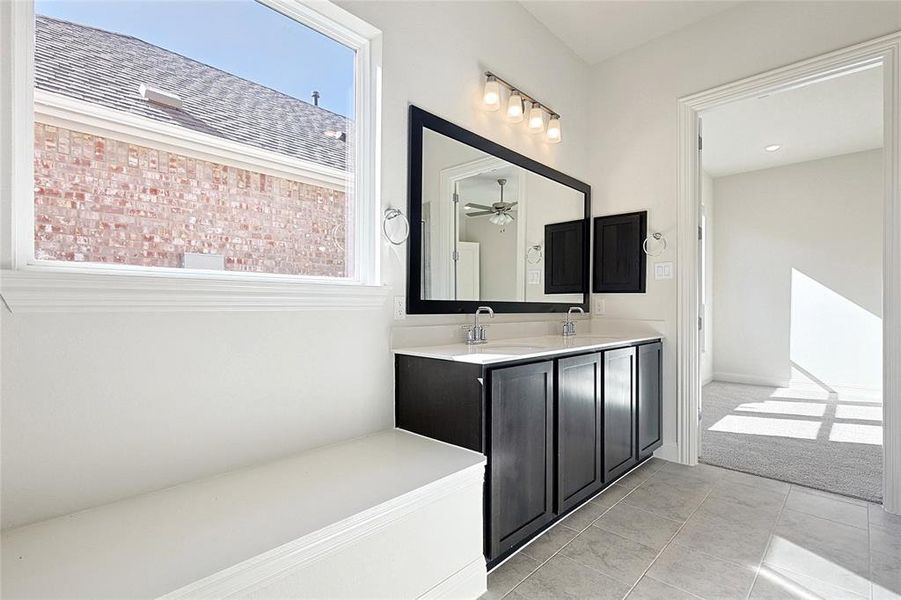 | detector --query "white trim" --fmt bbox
[2,0,384,309]
[437,156,507,298]
[34,91,349,191]
[0,269,389,312]
[3,0,34,270]
[160,463,485,600]
[711,372,792,389]
[652,442,680,463]
[418,557,487,600]
[676,31,901,513]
